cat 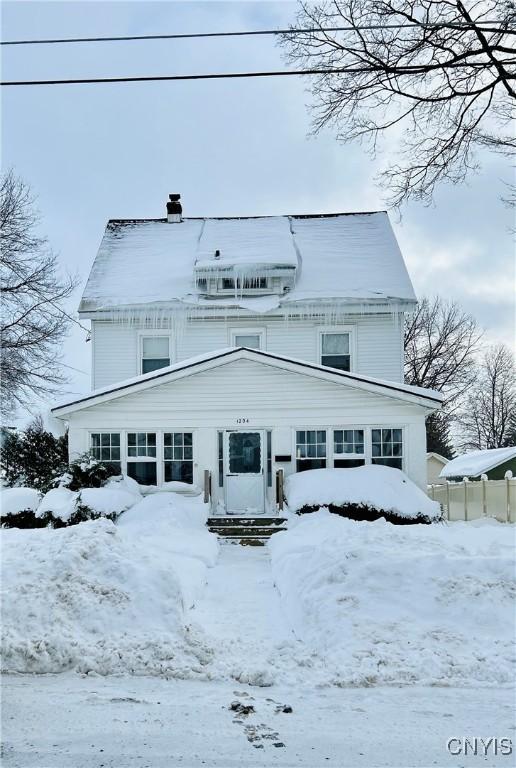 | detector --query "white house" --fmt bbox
[52,195,442,515]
